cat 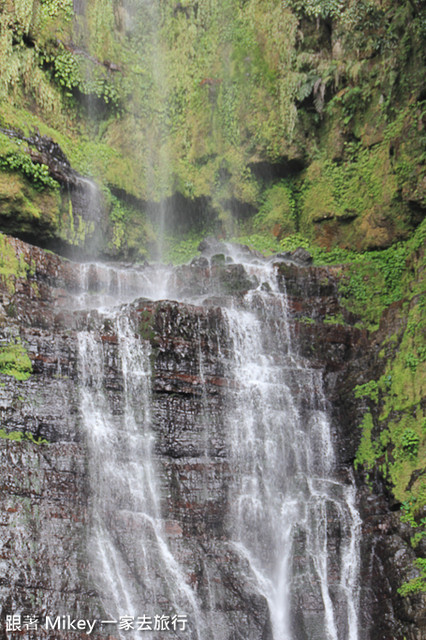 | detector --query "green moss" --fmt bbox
[0,232,29,292]
[0,152,59,191]
[398,558,426,596]
[322,313,345,325]
[0,129,64,240]
[354,339,424,500]
[163,232,204,265]
[353,288,425,538]
[55,194,94,247]
[0,0,424,259]
[104,193,154,260]
[354,412,381,471]
[252,180,297,239]
[138,309,155,341]
[278,219,425,331]
[354,380,381,404]
[0,428,48,445]
[232,233,280,255]
[299,142,414,251]
[0,342,32,381]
